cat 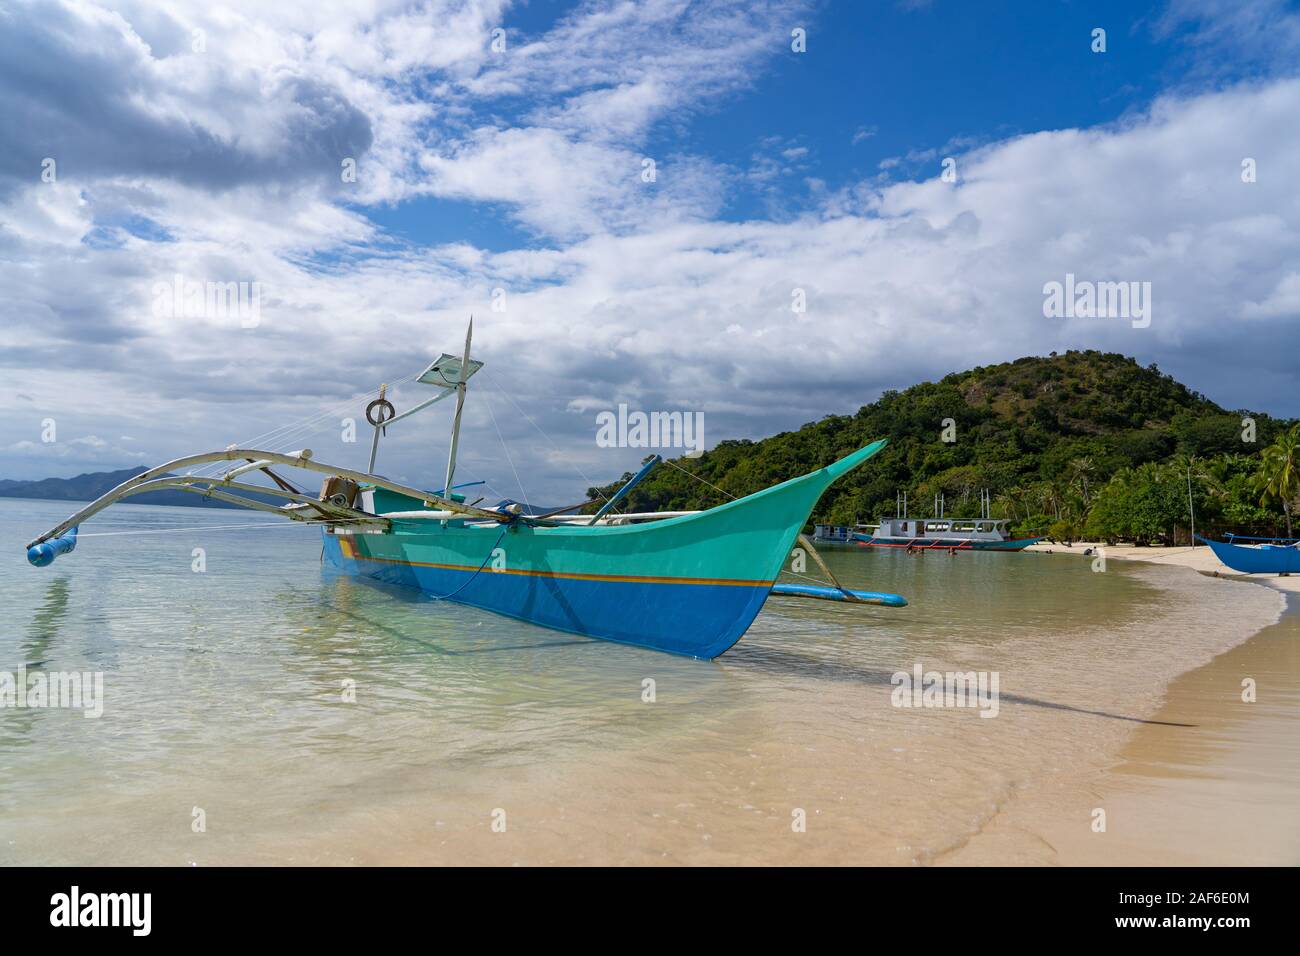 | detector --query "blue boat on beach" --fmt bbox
[1197,535,1300,574]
